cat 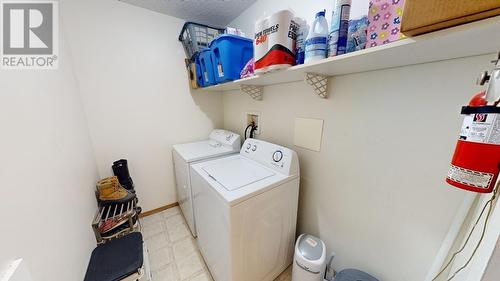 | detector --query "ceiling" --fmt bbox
[119,0,257,27]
